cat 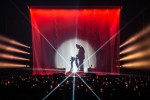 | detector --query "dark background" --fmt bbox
[0,0,150,75]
